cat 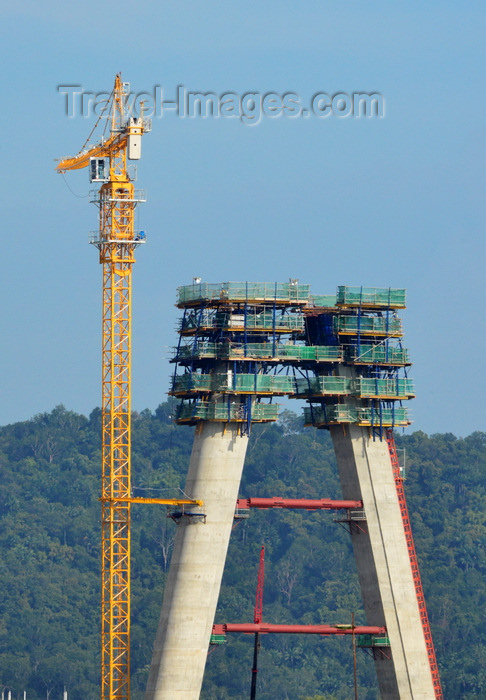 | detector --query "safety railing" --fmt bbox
[336,286,406,308]
[304,405,410,427]
[346,345,410,365]
[352,378,415,399]
[177,282,311,306]
[295,376,351,397]
[335,316,403,336]
[175,401,279,423]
